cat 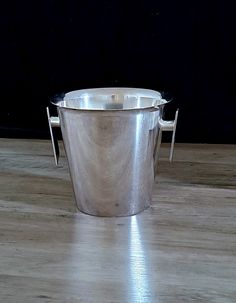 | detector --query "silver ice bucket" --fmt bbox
[49,88,173,217]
